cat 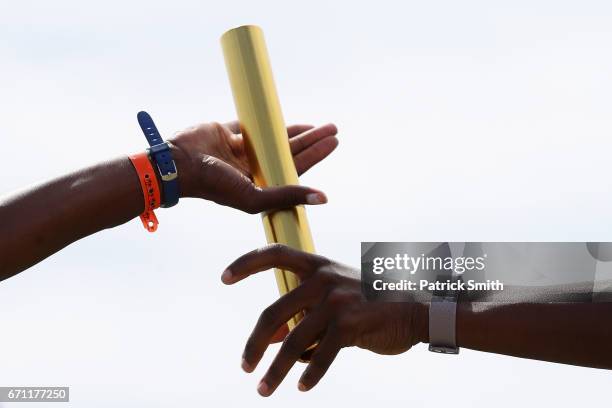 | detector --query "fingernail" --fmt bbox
[241,358,253,373]
[298,382,308,392]
[221,269,232,284]
[306,192,327,205]
[257,381,270,397]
